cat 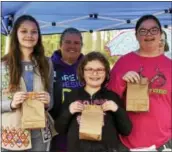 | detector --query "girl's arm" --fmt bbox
[107,57,127,98]
[112,106,132,136]
[1,100,13,113]
[111,93,132,136]
[47,59,54,111]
